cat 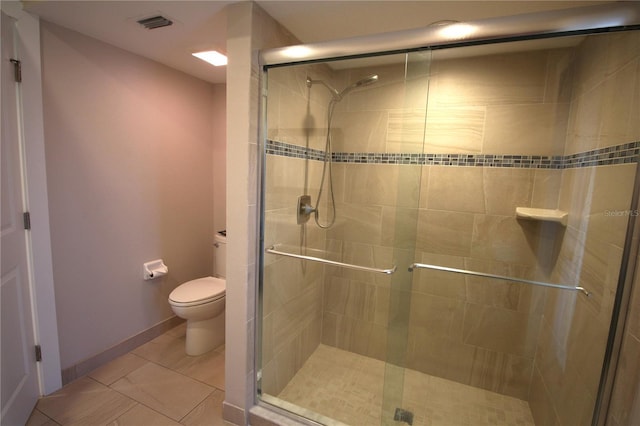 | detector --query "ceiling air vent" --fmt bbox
[137,15,173,30]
